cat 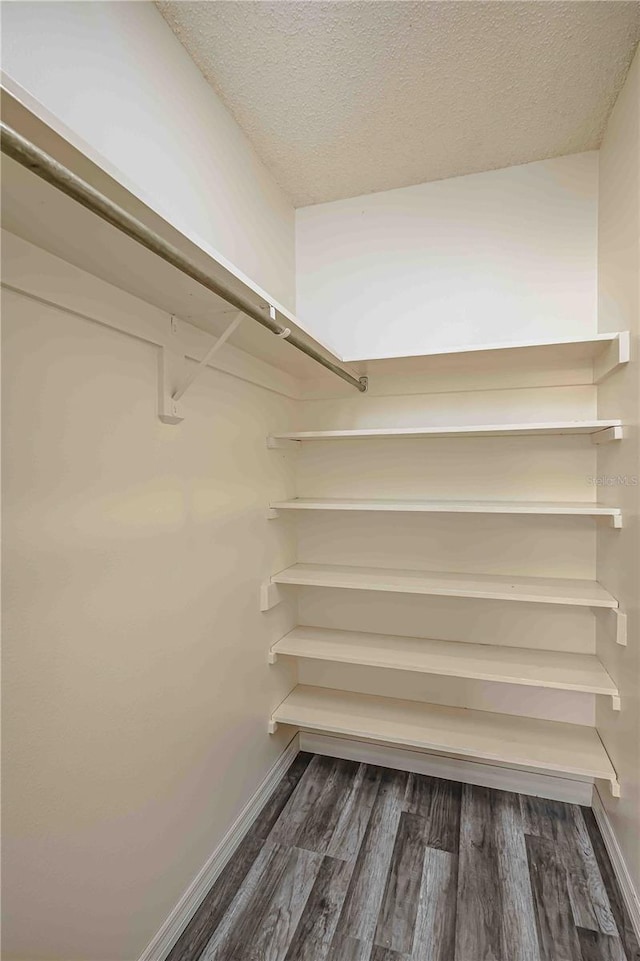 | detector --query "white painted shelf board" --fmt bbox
[270,497,622,518]
[345,331,627,364]
[271,563,618,608]
[270,420,622,442]
[271,686,617,786]
[272,627,619,696]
